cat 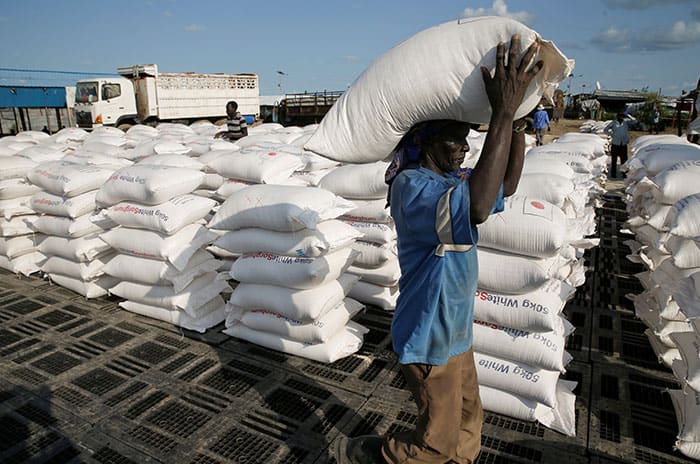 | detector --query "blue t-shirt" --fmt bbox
[389,166,504,365]
[533,110,550,129]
